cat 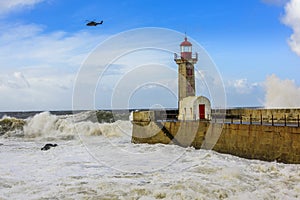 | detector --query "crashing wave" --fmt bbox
[1,111,132,140]
[0,117,25,137]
